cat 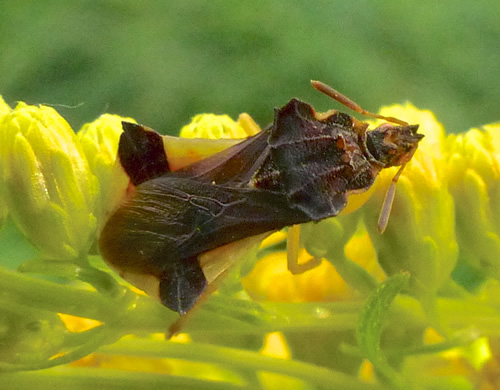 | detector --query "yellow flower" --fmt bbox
[77,114,135,221]
[0,102,98,260]
[447,123,500,280]
[0,96,10,117]
[0,96,11,228]
[179,113,259,139]
[243,249,352,302]
[363,104,458,307]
